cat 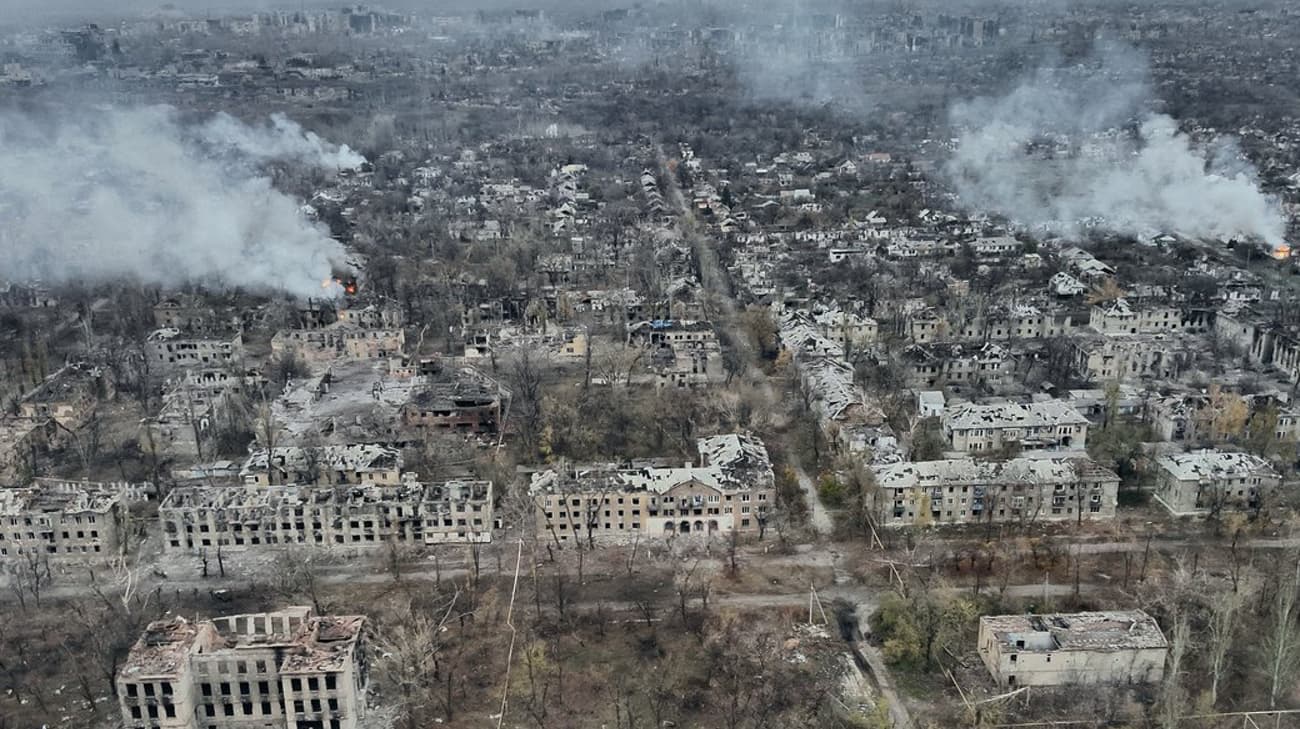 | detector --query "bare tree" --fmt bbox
[1205,576,1253,708]
[1261,555,1300,708]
